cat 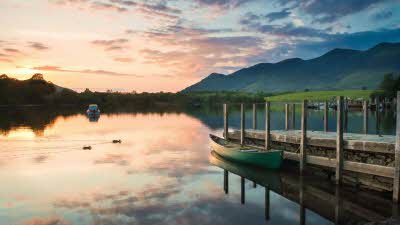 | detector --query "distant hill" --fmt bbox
[0,73,74,105]
[182,42,400,93]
